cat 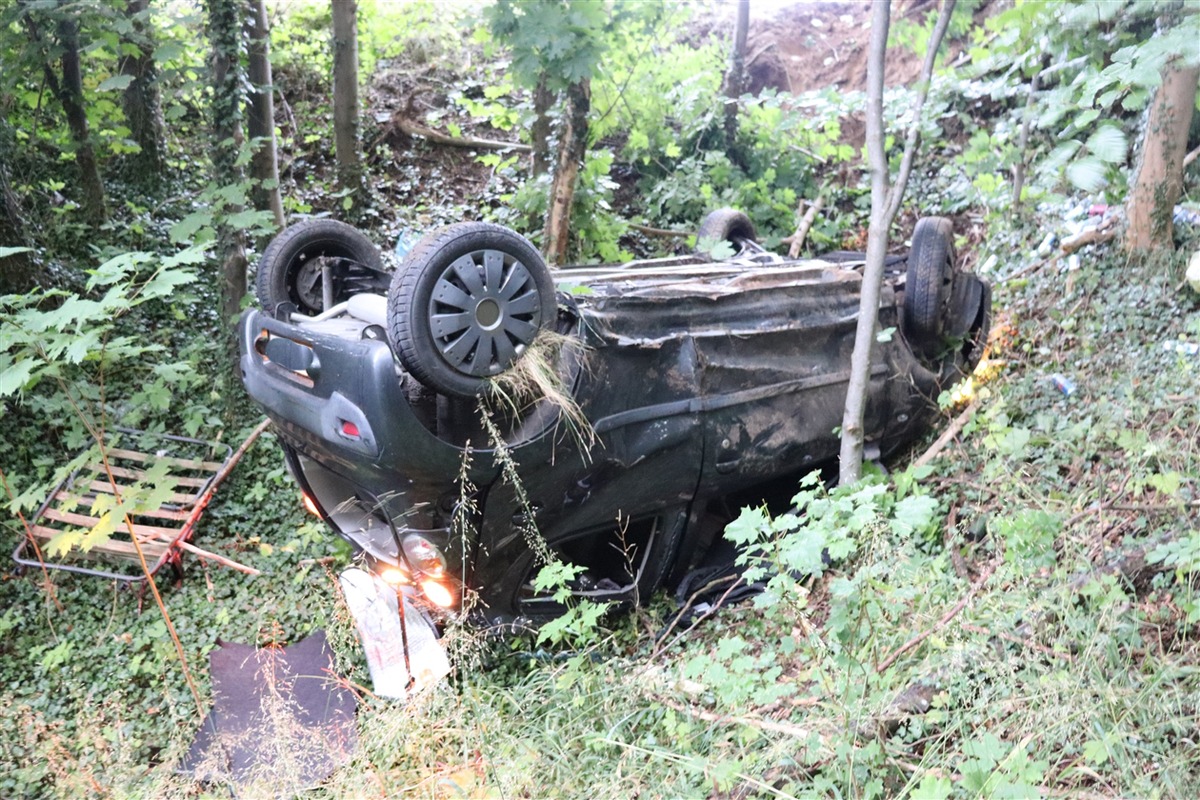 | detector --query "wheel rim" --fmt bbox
[427,248,544,378]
